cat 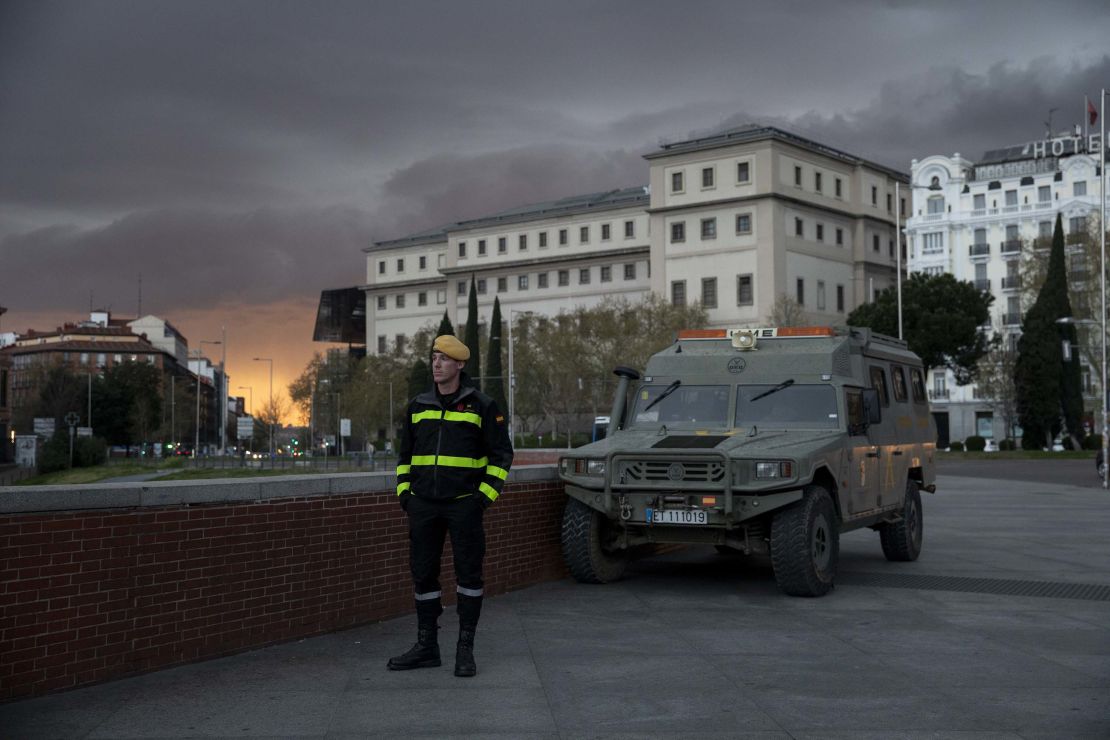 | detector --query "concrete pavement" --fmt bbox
[2,473,1108,739]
